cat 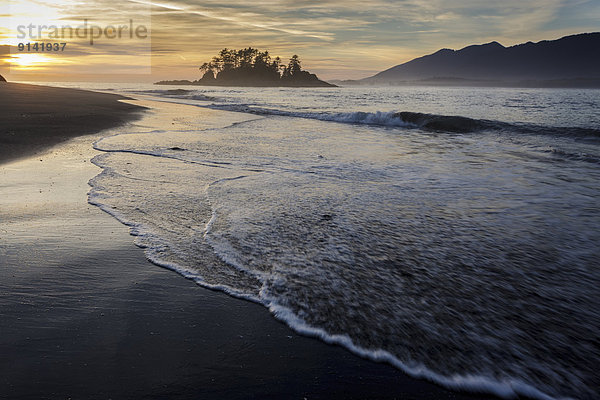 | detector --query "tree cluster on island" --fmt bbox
[156,48,335,87]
